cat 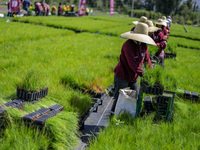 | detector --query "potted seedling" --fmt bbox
[16,70,49,101]
[141,66,165,95]
[165,43,177,59]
